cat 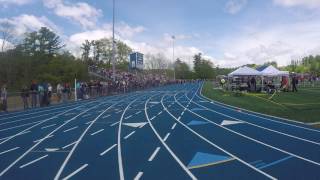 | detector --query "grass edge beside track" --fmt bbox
[202,81,320,127]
